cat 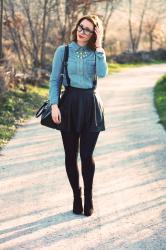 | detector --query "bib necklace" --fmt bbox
[75,50,88,59]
